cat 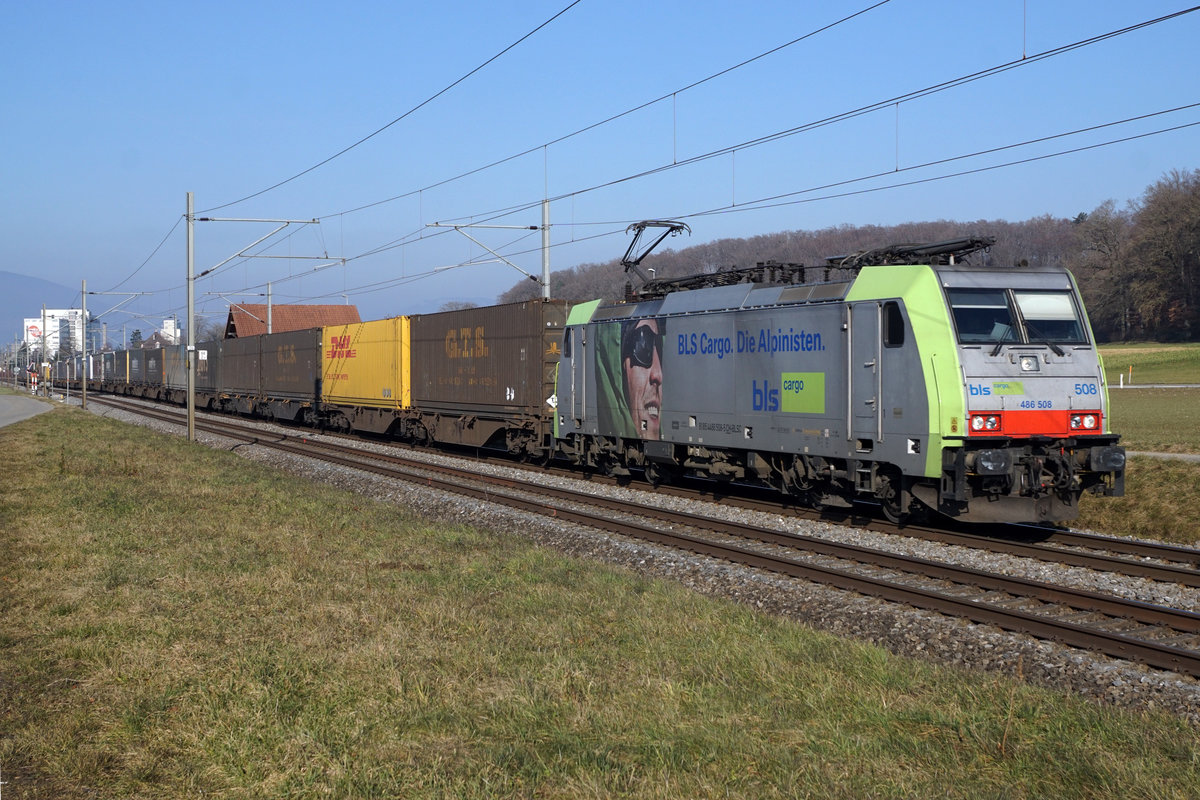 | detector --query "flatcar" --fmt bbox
[76,236,1124,525]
